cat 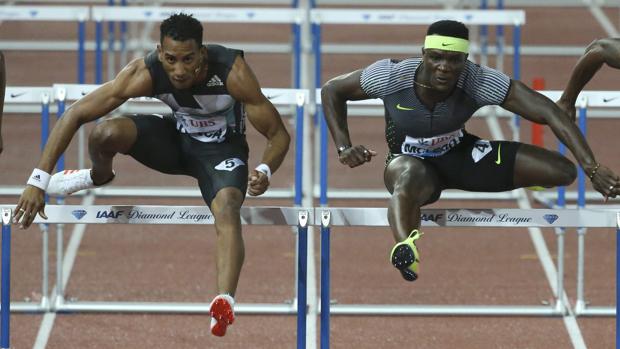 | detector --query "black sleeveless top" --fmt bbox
[144,44,245,143]
[360,58,511,157]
